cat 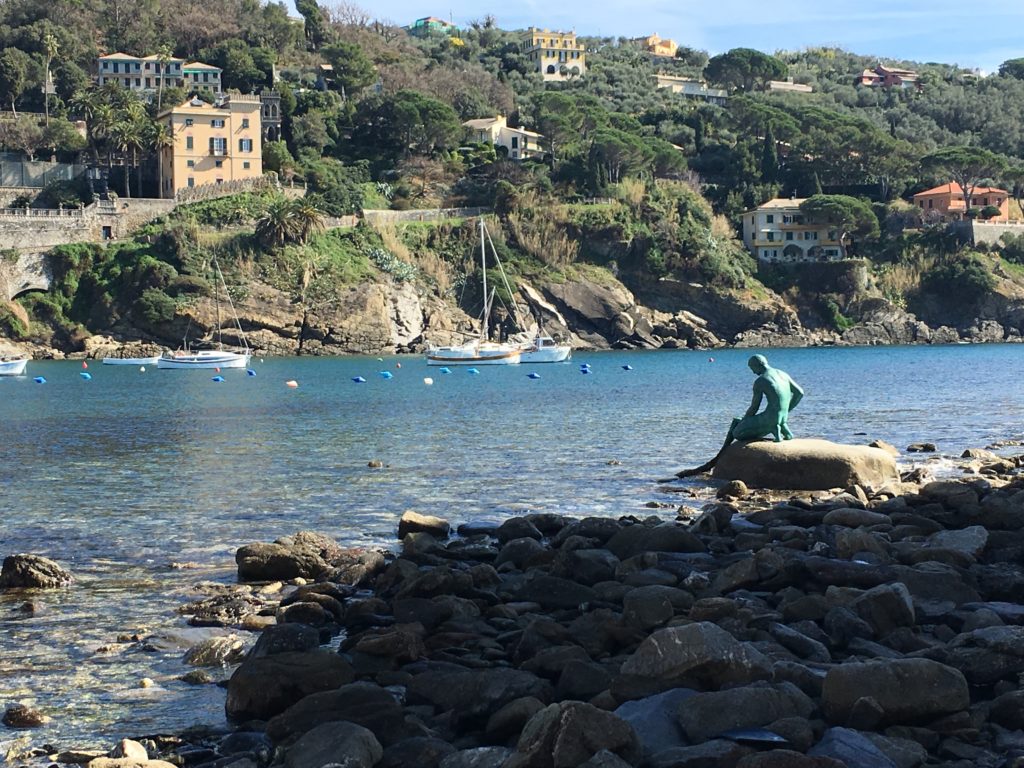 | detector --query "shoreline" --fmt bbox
[7,443,1024,767]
